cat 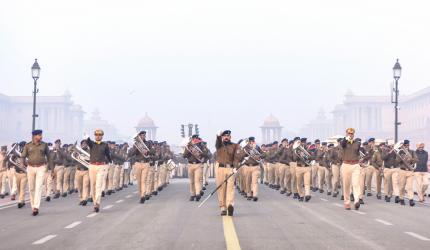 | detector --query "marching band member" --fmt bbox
[370,141,384,200]
[319,142,332,195]
[396,140,418,206]
[183,135,209,202]
[0,146,7,198]
[415,143,428,202]
[340,128,361,210]
[7,145,17,201]
[86,129,112,213]
[215,130,240,216]
[382,142,397,202]
[364,138,376,197]
[128,131,155,203]
[312,139,321,192]
[21,130,50,216]
[238,137,264,201]
[52,139,66,199]
[329,139,342,198]
[75,140,90,206]
[274,139,291,196]
[12,142,27,208]
[294,137,312,202]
